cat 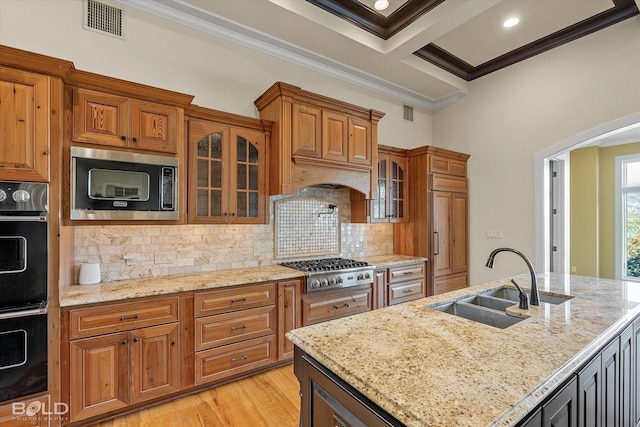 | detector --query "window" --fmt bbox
[618,155,640,280]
